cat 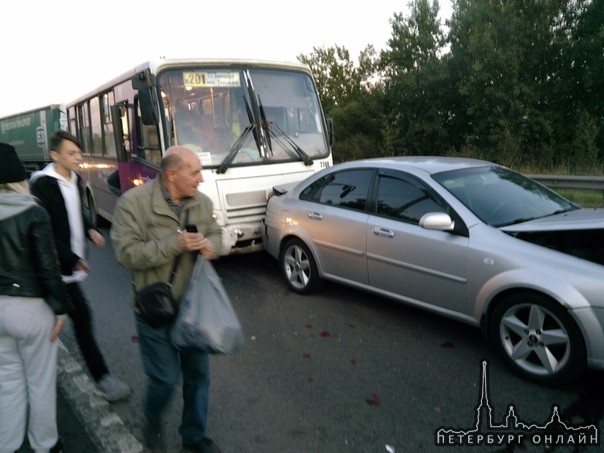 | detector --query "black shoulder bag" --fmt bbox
[135,212,189,328]
[135,256,181,328]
